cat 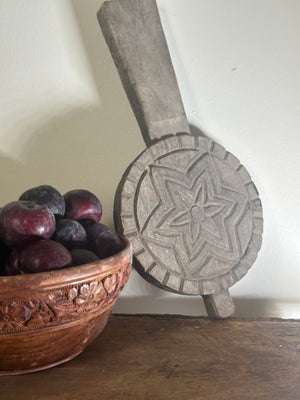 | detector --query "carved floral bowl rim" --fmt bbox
[0,236,132,336]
